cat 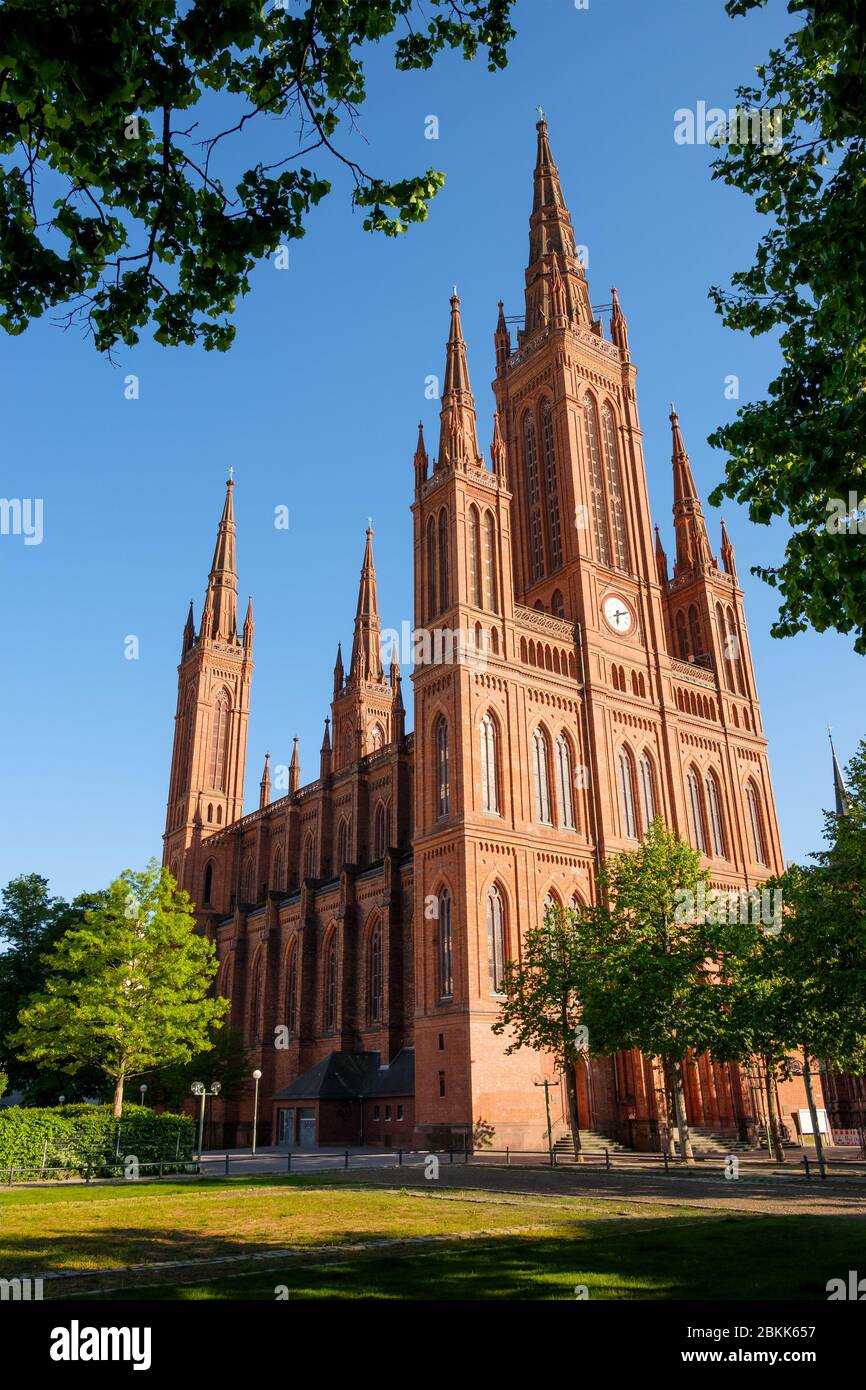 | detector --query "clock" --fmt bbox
[602,594,634,635]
